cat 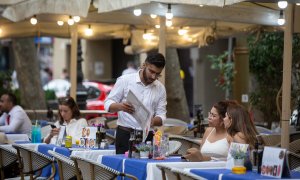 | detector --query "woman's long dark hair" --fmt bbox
[58,96,81,125]
[226,104,258,148]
